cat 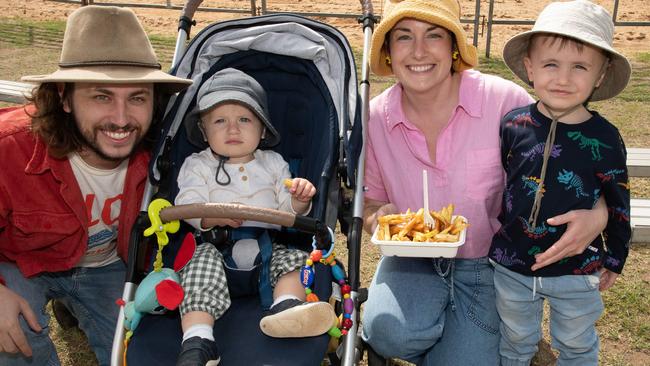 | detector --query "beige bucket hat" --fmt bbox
[502,0,631,101]
[22,6,192,93]
[370,0,478,76]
